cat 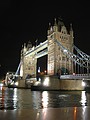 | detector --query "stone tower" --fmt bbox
[20,41,37,79]
[47,18,74,75]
